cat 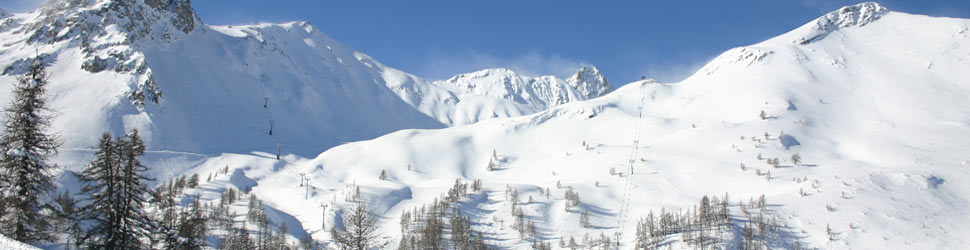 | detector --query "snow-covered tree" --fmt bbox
[187,173,200,188]
[270,221,290,249]
[331,203,386,250]
[450,213,472,250]
[78,131,156,249]
[0,58,60,243]
[580,209,591,228]
[52,189,82,249]
[379,169,388,181]
[174,196,208,249]
[221,224,255,250]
